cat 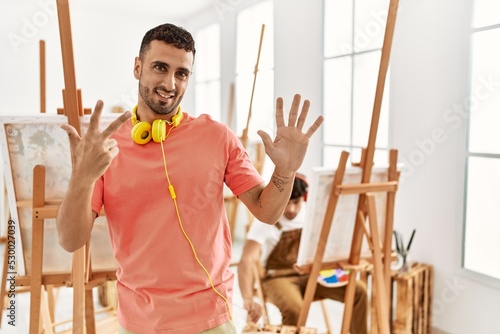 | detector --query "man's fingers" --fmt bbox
[248,302,262,323]
[105,138,120,159]
[251,313,261,323]
[101,110,132,139]
[109,146,120,159]
[88,100,105,134]
[104,138,118,151]
[296,99,310,131]
[287,94,301,127]
[257,130,273,149]
[304,115,324,138]
[275,97,285,128]
[60,123,81,148]
[87,100,131,139]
